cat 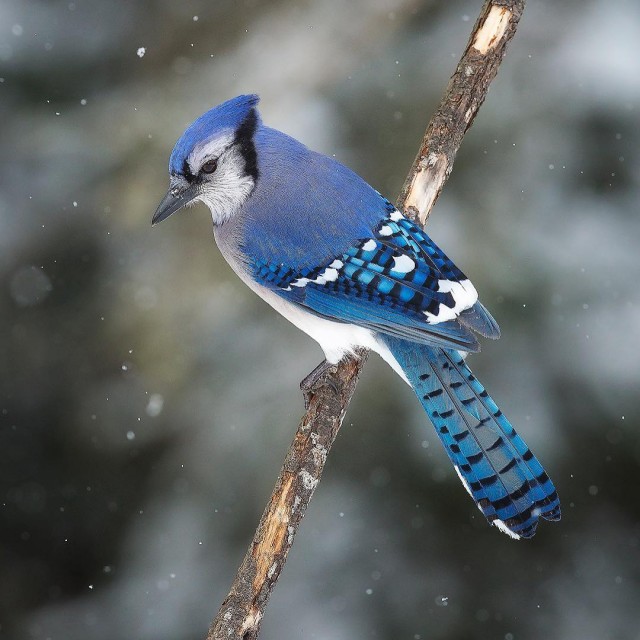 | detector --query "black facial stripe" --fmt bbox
[182,159,195,182]
[234,108,259,181]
